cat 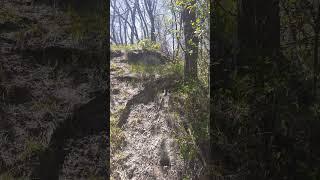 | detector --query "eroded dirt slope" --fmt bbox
[110,50,203,180]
